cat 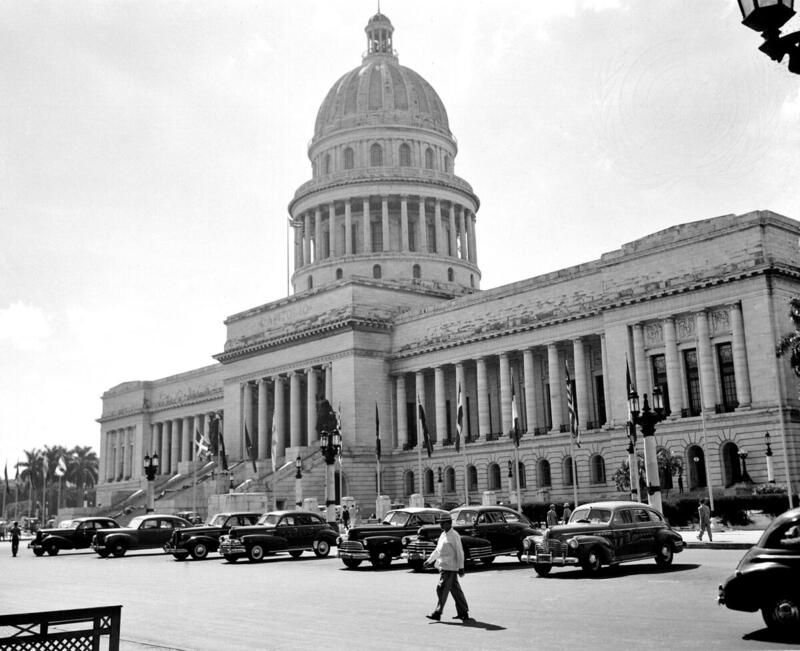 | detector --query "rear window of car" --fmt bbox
[454,511,477,525]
